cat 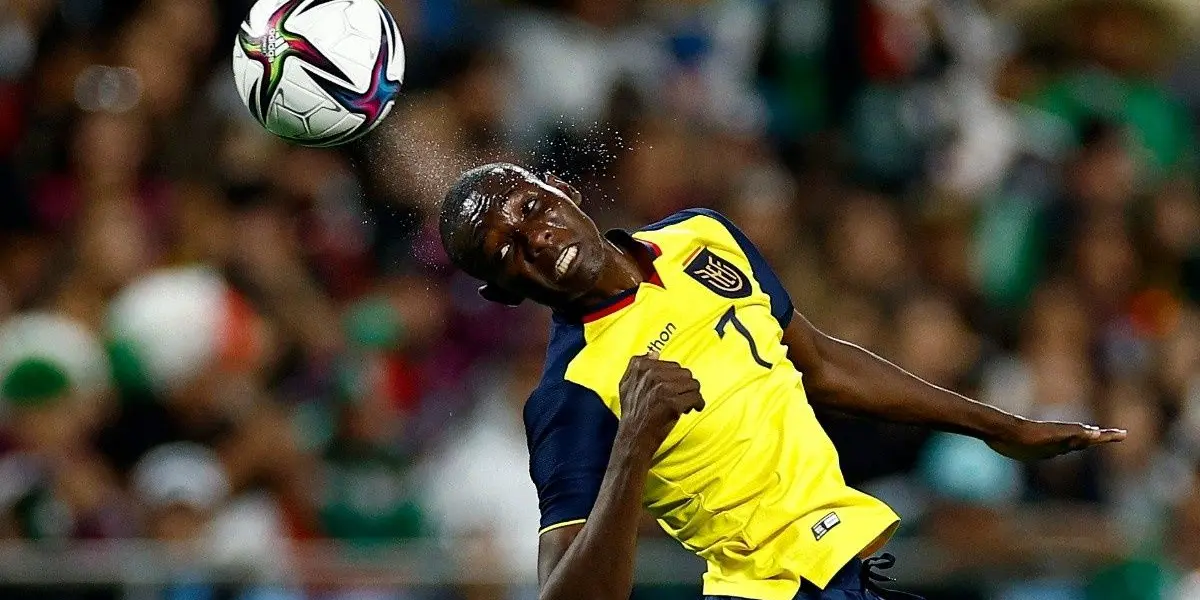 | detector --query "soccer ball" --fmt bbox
[232,0,404,147]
